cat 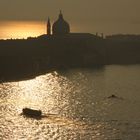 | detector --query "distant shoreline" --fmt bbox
[0,34,140,82]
